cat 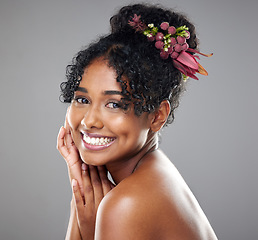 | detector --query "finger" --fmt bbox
[65,128,74,147]
[57,126,77,161]
[68,164,84,197]
[64,106,71,130]
[89,165,104,209]
[64,128,78,157]
[63,123,80,167]
[82,164,94,207]
[57,126,80,168]
[57,126,70,159]
[58,127,84,195]
[72,179,84,216]
[97,165,114,195]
